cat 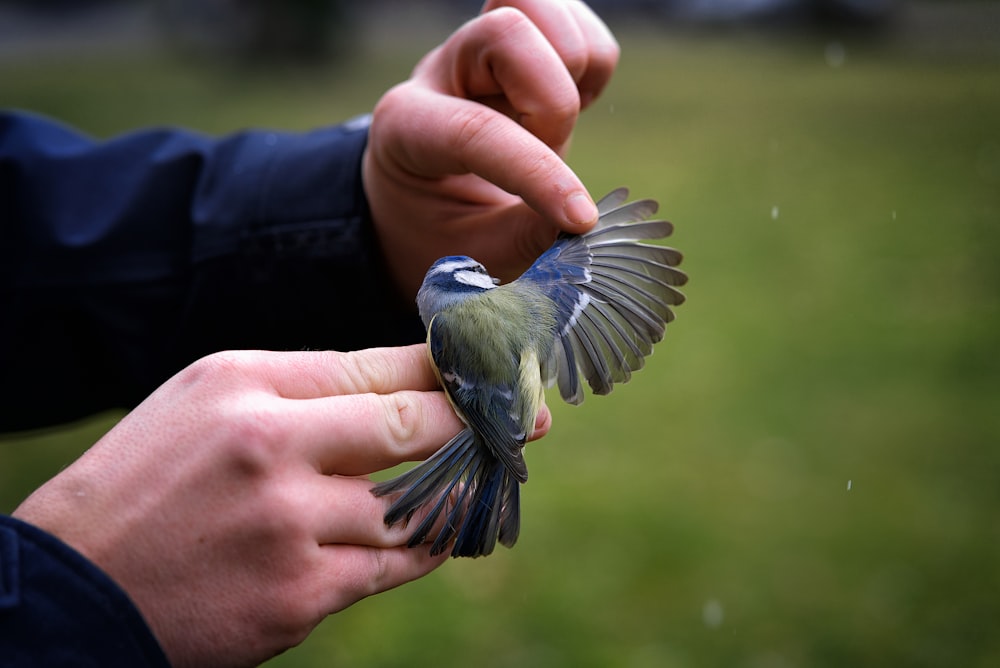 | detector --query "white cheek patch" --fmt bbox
[455,269,498,290]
